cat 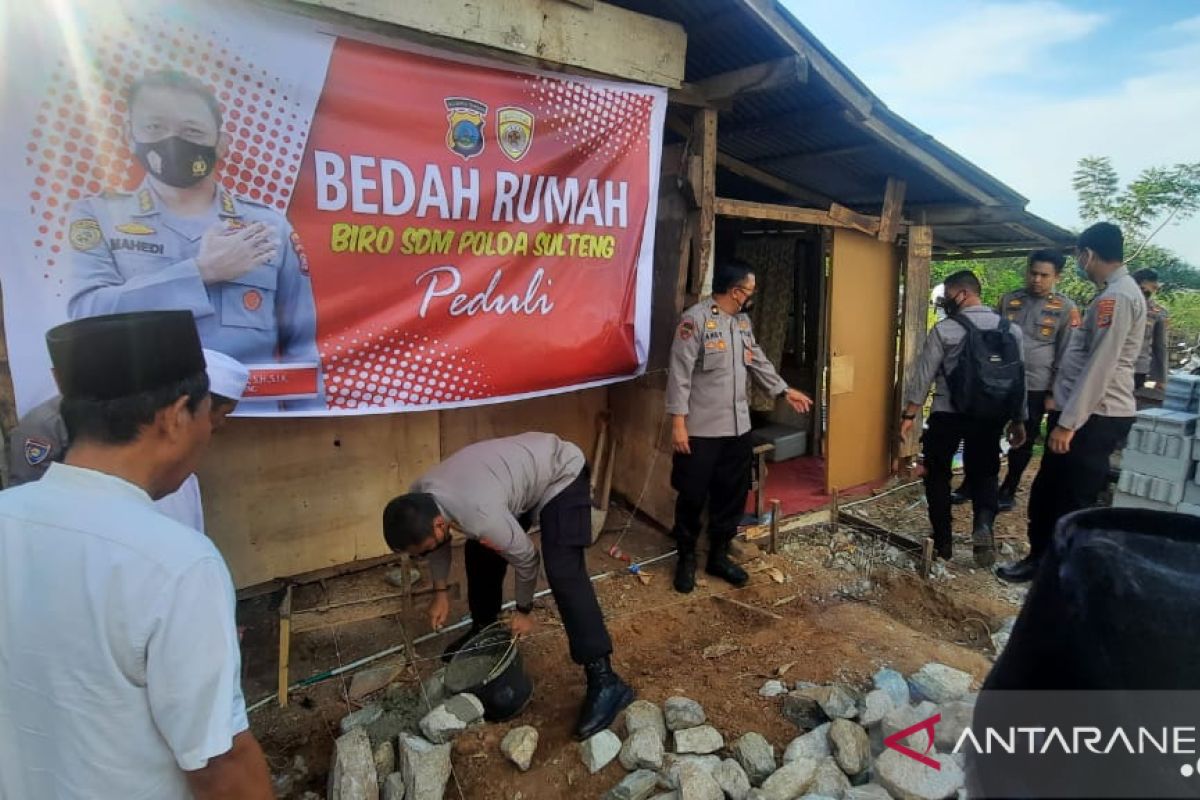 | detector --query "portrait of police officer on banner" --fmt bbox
[65,69,322,411]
